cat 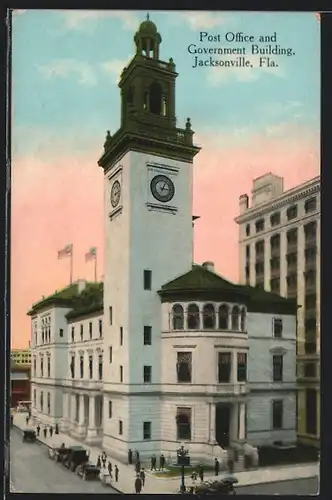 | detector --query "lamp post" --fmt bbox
[177,445,190,493]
